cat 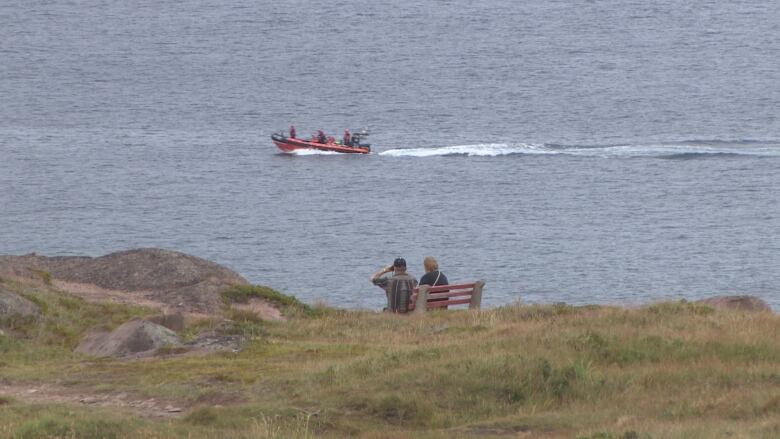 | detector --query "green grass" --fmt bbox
[2,280,152,348]
[1,280,779,438]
